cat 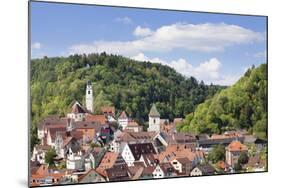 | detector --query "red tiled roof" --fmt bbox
[96,152,119,176]
[38,116,67,130]
[85,114,107,124]
[157,144,200,163]
[71,130,83,140]
[226,140,248,152]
